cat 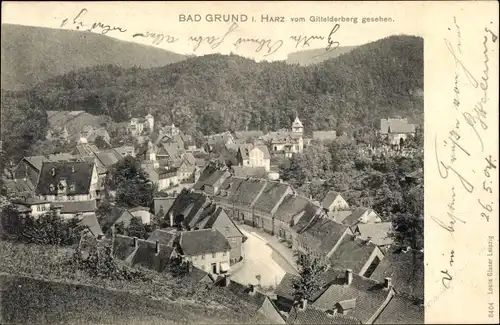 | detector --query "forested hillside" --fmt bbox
[1,24,187,91]
[286,45,358,65]
[1,34,423,166]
